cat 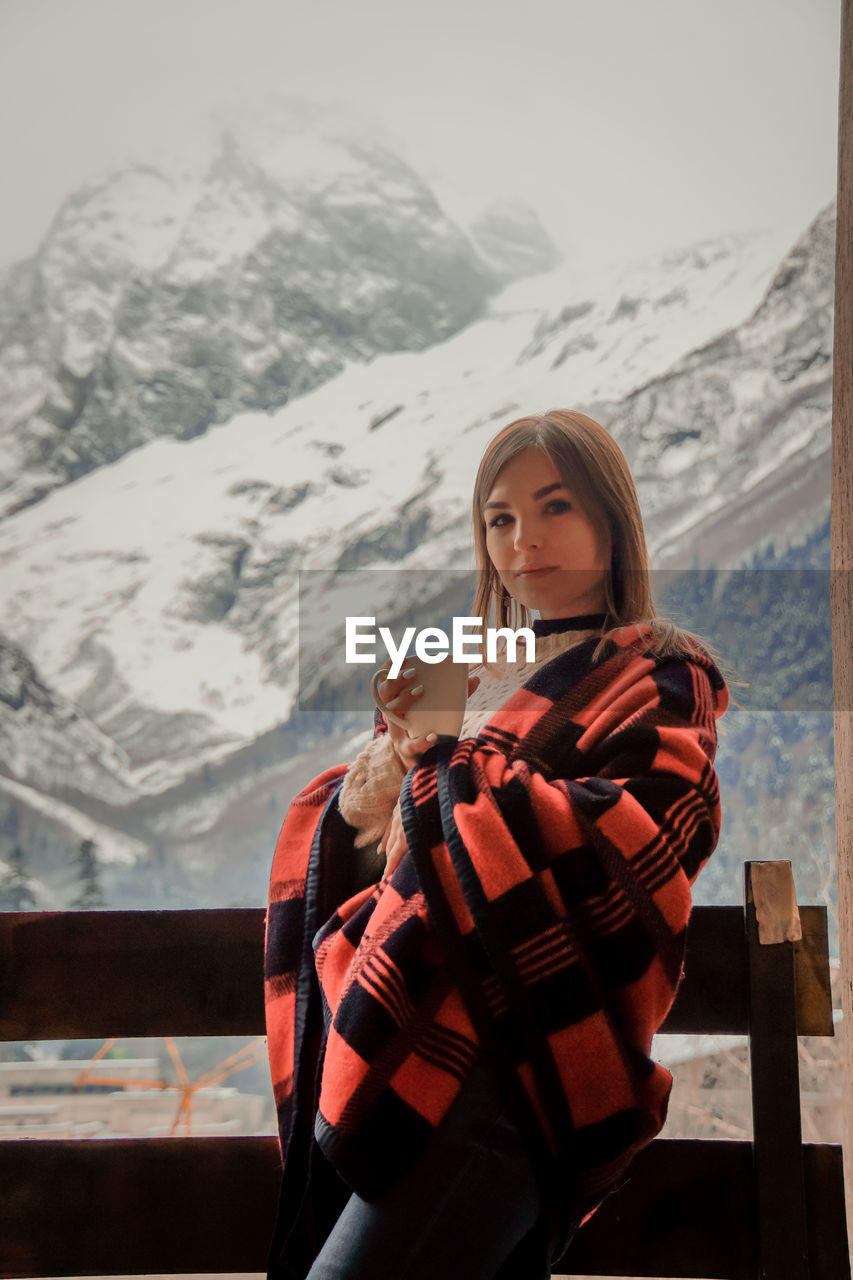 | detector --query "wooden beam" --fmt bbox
[0,908,266,1040]
[0,1134,283,1277]
[832,0,853,1235]
[0,1136,760,1279]
[0,1132,844,1279]
[0,905,833,1041]
[558,1141,848,1280]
